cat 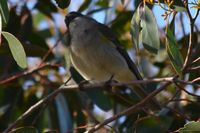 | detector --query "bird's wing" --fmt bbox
[97,22,143,81]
